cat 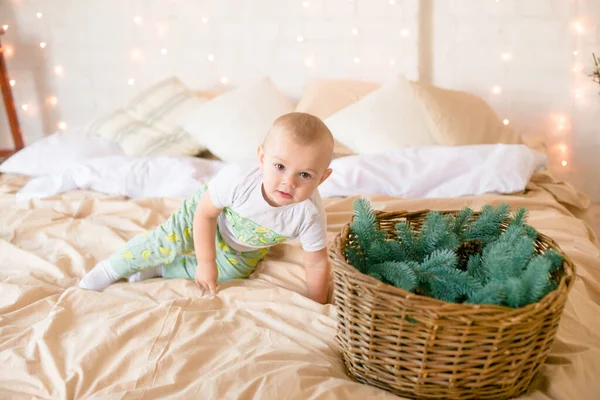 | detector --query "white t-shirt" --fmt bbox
[207,164,328,253]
